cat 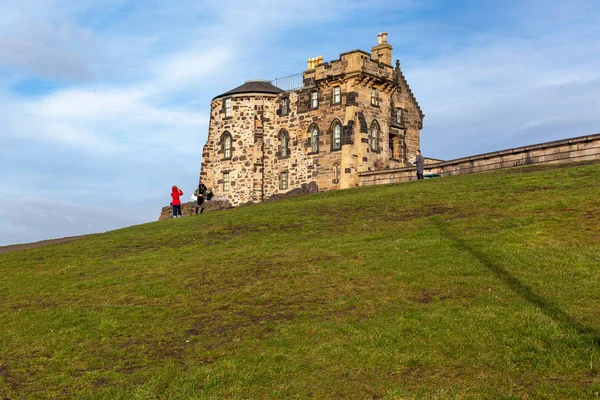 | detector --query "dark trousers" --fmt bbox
[172,204,181,217]
[417,172,424,180]
[195,197,205,214]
